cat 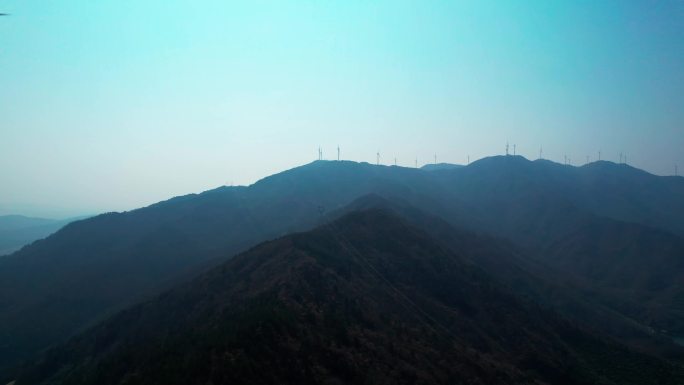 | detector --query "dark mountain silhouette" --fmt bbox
[1,157,683,374]
[0,215,75,256]
[454,156,684,239]
[0,161,468,372]
[12,210,683,385]
[438,156,684,339]
[326,194,684,359]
